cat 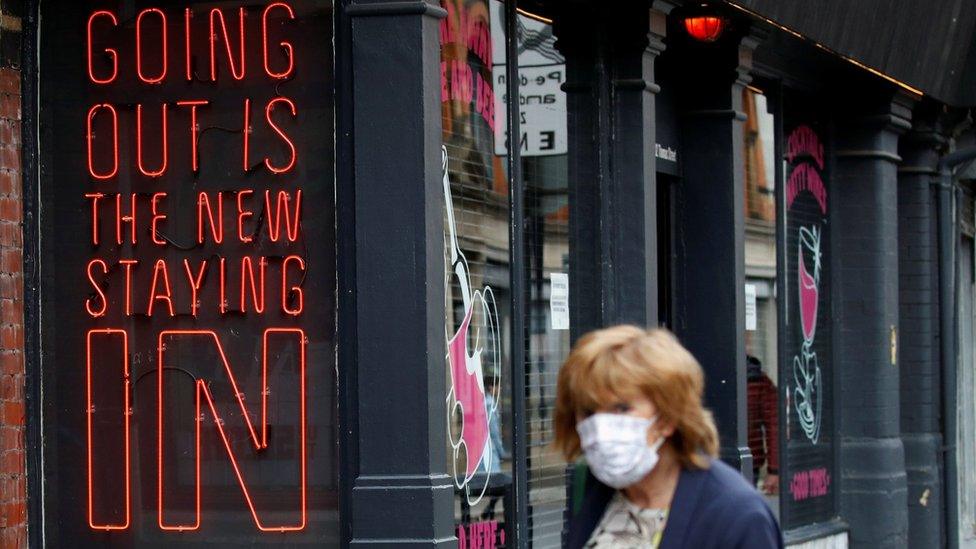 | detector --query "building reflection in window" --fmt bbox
[743,85,780,515]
